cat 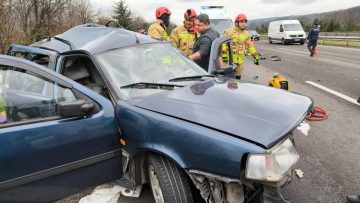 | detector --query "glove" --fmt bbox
[253,54,260,65]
